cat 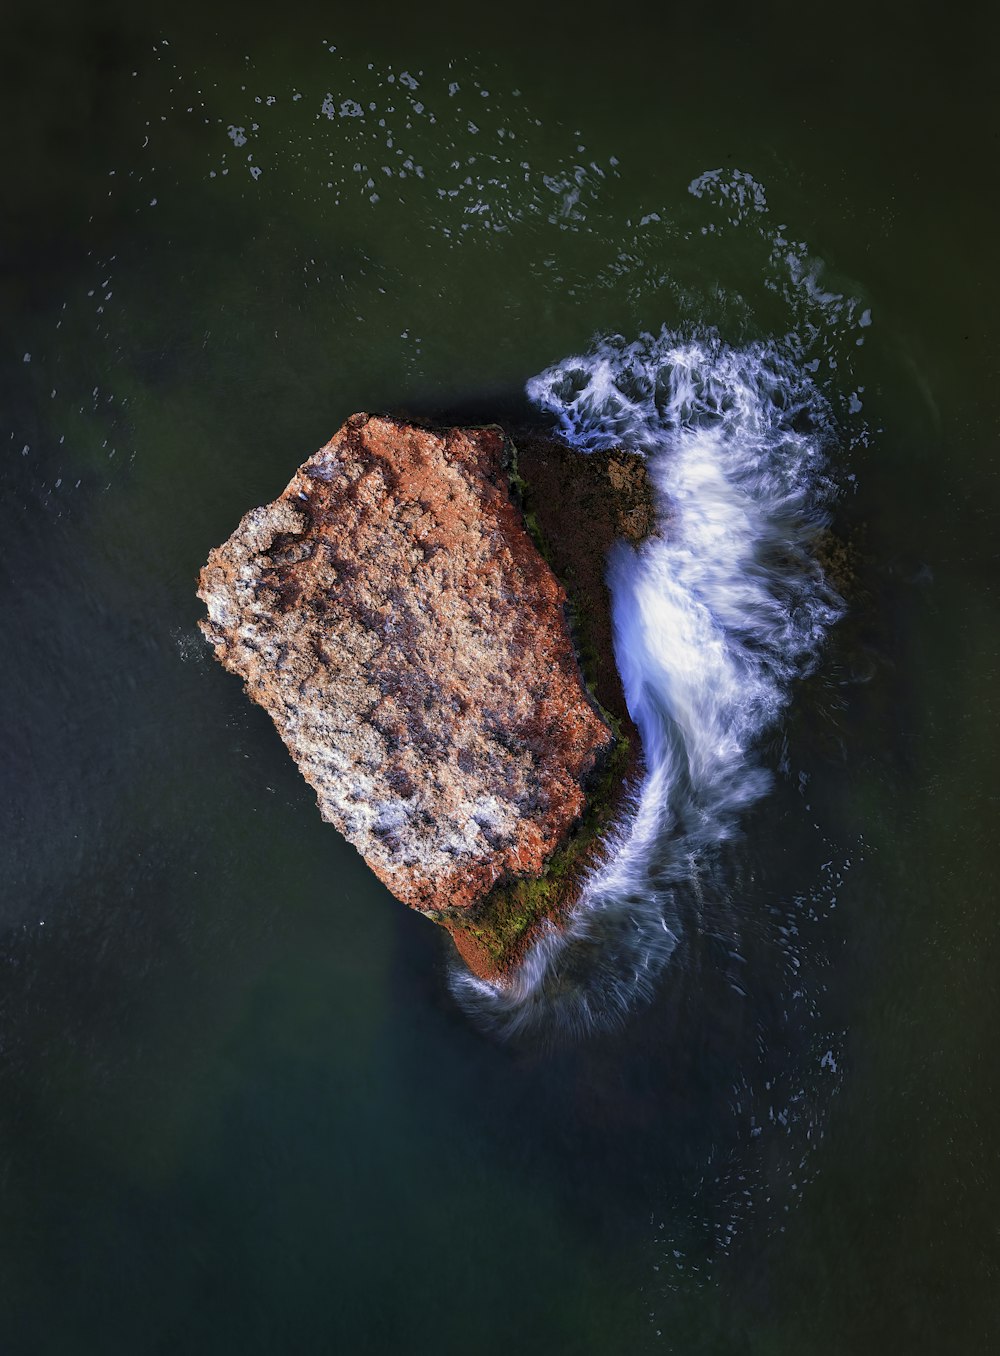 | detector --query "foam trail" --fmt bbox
[451,330,843,1037]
